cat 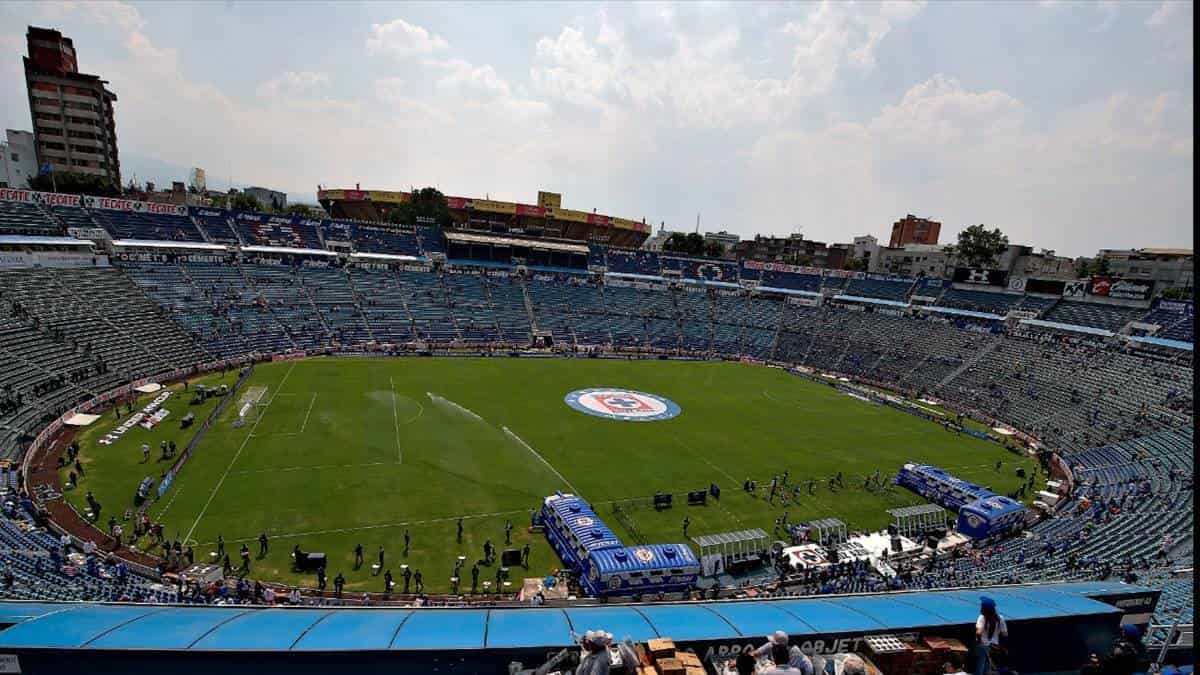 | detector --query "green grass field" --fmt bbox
[62,357,1032,593]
